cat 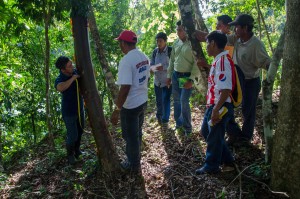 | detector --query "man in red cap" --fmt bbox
[111,30,150,174]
